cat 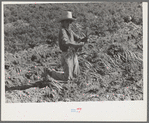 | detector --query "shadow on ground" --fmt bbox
[5,81,49,91]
